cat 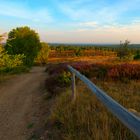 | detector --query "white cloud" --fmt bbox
[79,21,98,27]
